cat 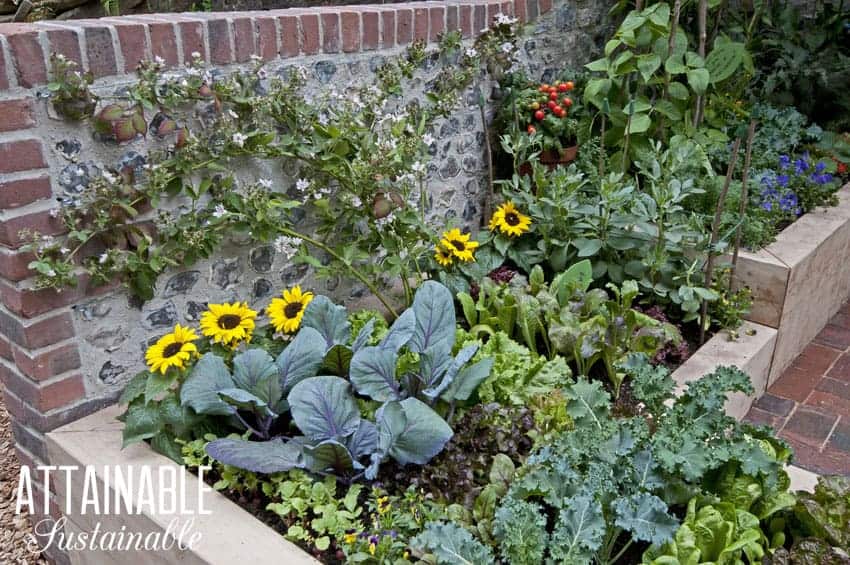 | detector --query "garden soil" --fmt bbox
[0,397,46,565]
